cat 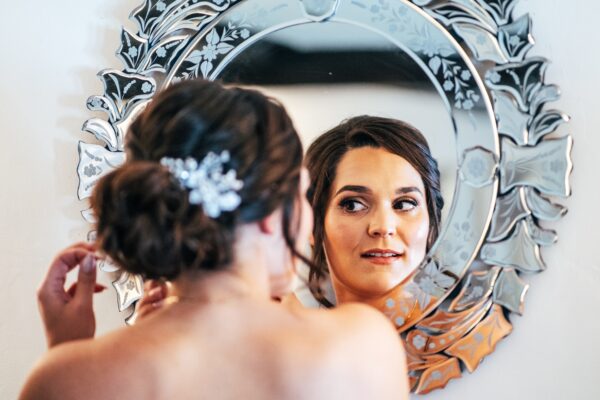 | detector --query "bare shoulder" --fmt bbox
[319,303,404,349]
[301,303,409,400]
[19,328,155,400]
